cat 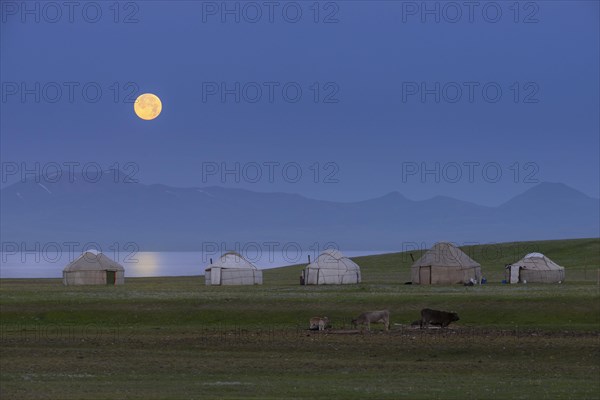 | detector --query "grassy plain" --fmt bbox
[1,238,599,399]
